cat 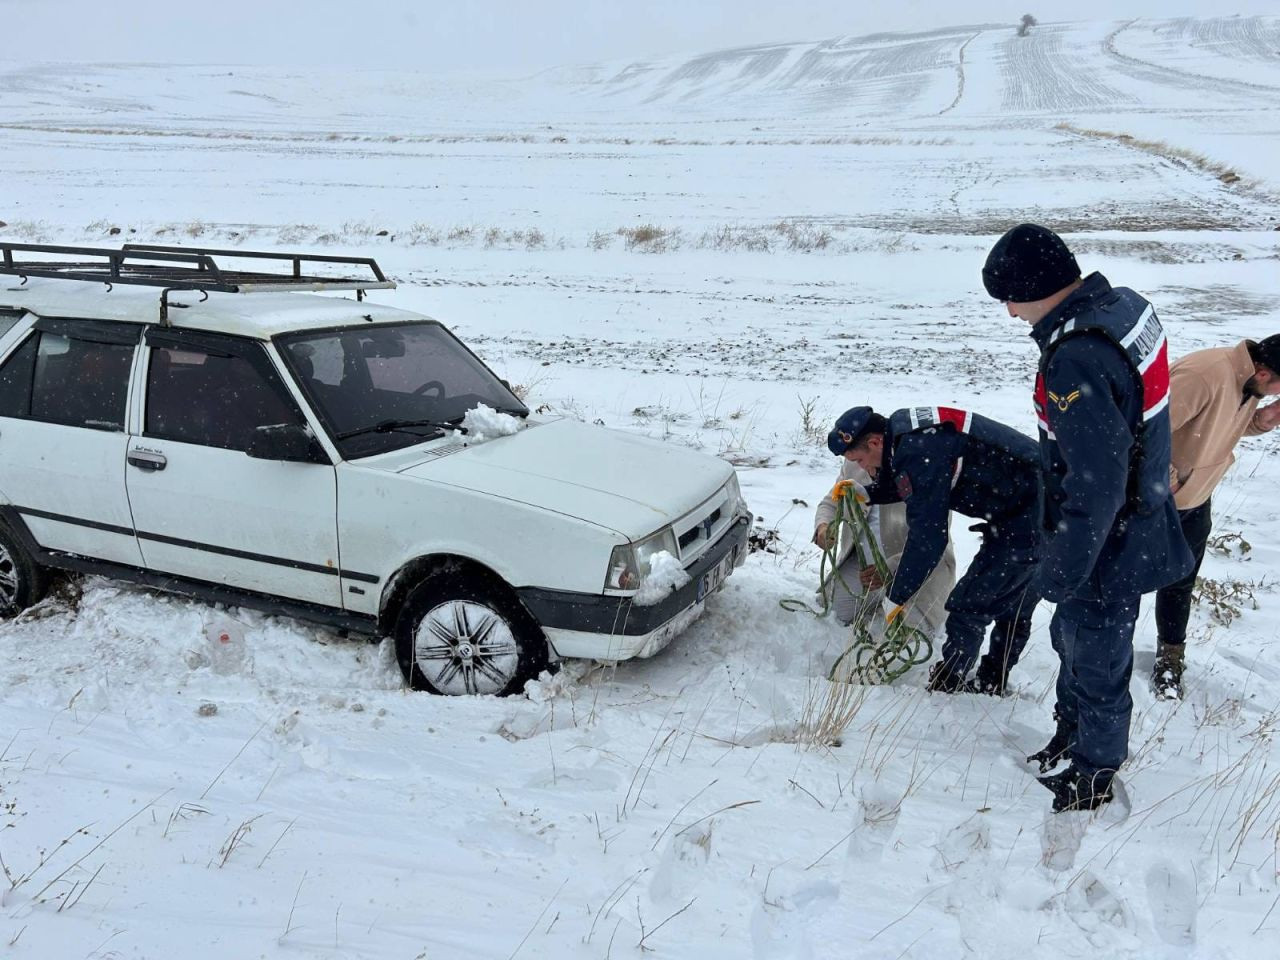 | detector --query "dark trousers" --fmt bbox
[986,614,1033,676]
[1154,499,1213,647]
[940,529,1040,676]
[1051,596,1139,775]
